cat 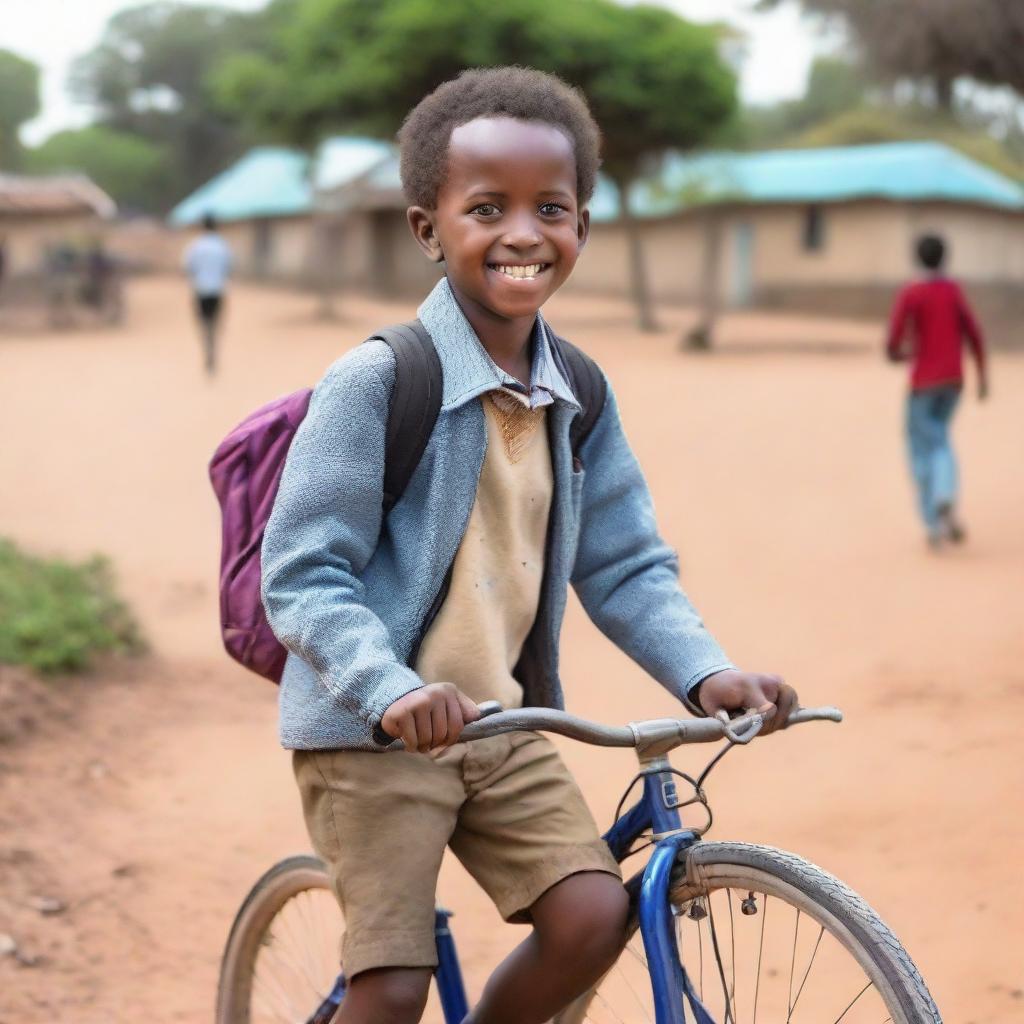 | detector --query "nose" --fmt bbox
[500,209,543,251]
